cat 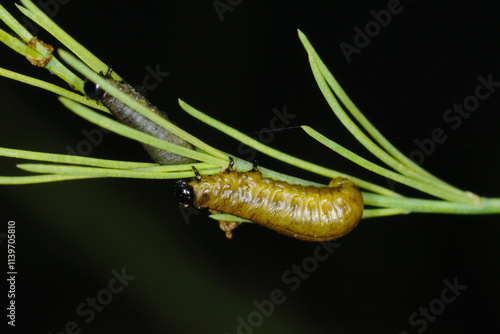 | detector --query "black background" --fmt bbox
[1,1,499,333]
